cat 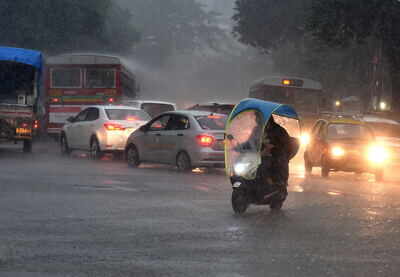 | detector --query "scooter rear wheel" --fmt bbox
[231,189,248,214]
[270,200,283,210]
